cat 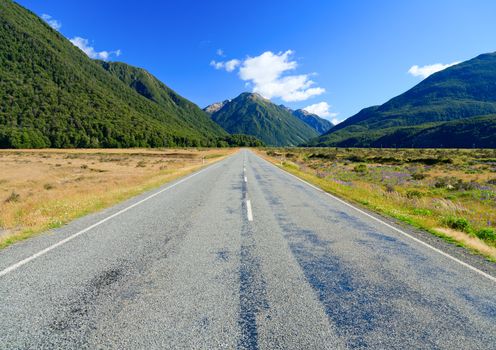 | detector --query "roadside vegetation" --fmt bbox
[0,148,233,248]
[260,148,496,261]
